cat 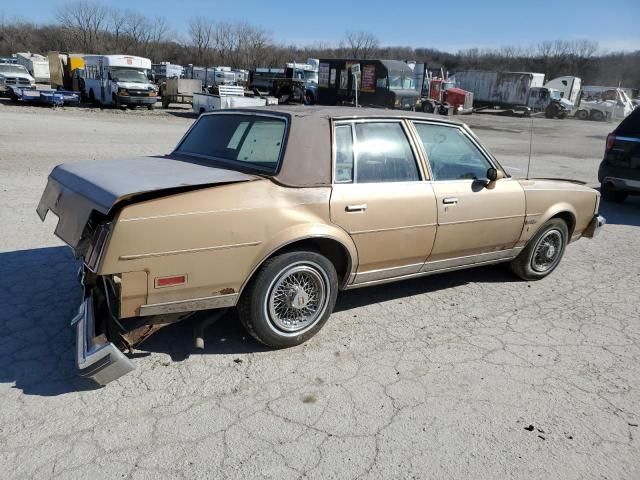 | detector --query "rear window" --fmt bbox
[176,114,287,172]
[616,108,640,135]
